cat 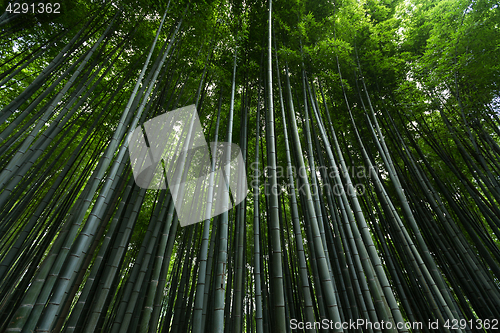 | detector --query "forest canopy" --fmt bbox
[0,0,499,332]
